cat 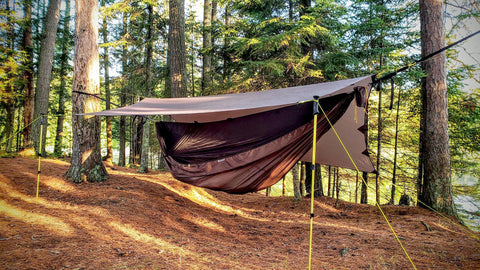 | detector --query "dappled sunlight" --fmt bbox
[433,220,465,235]
[41,175,76,193]
[183,214,226,233]
[0,179,111,218]
[314,201,341,213]
[0,180,77,211]
[136,173,271,222]
[0,199,74,236]
[42,159,70,166]
[1,157,479,269]
[109,221,190,254]
[314,219,371,234]
[82,149,92,163]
